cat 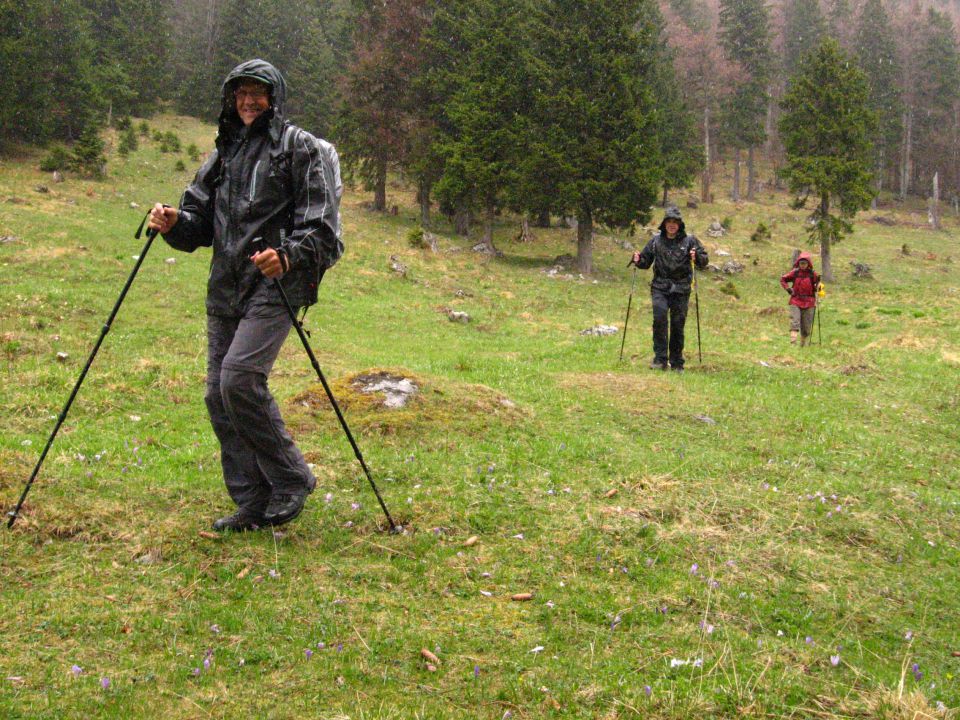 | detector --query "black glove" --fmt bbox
[785,287,793,295]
